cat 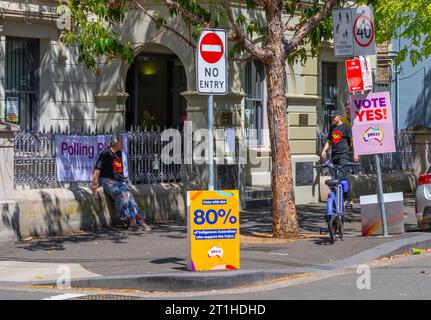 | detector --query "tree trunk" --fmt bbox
[265,1,299,238]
